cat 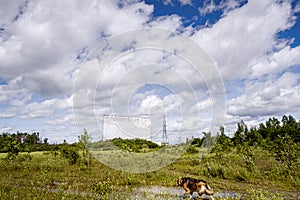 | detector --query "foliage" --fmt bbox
[248,188,283,200]
[59,145,80,165]
[0,115,299,199]
[93,179,112,200]
[111,138,160,152]
[213,115,299,175]
[78,129,92,166]
[270,133,299,172]
[201,132,217,147]
[190,137,203,147]
[186,145,199,154]
[212,126,233,155]
[238,142,255,171]
[0,132,66,153]
[6,140,20,160]
[0,146,299,199]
